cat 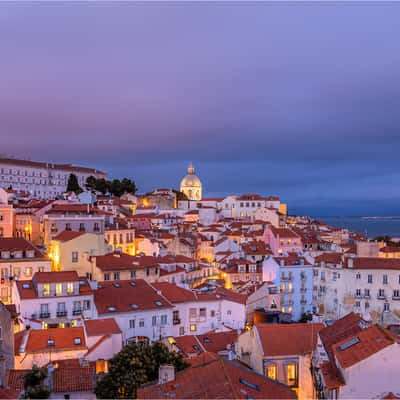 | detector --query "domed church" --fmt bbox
[180,162,202,201]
